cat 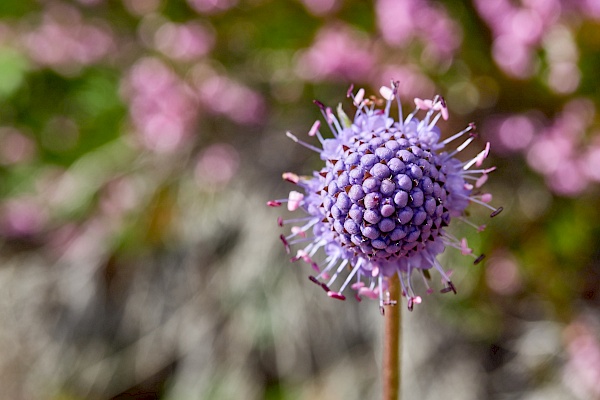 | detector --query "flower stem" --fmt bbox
[383,274,401,400]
